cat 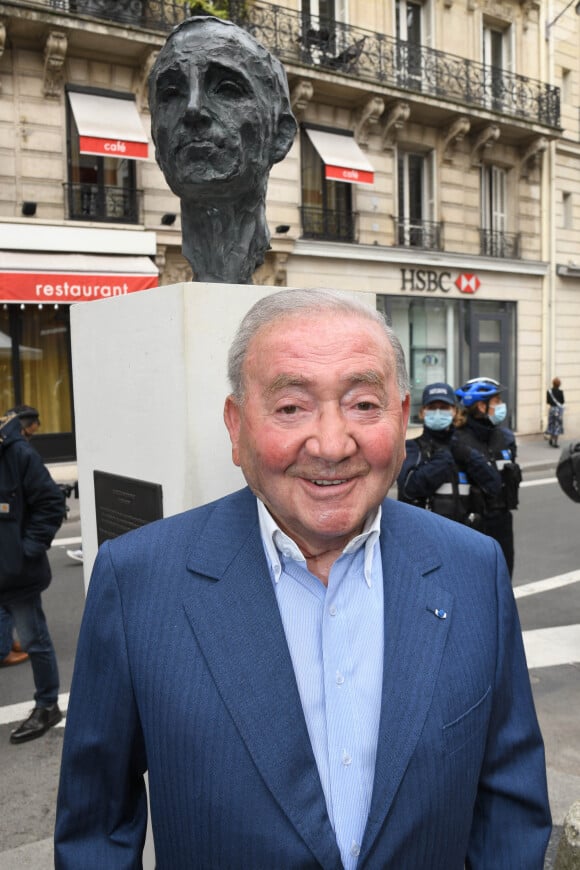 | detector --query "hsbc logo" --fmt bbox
[400,269,482,294]
[455,274,481,294]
